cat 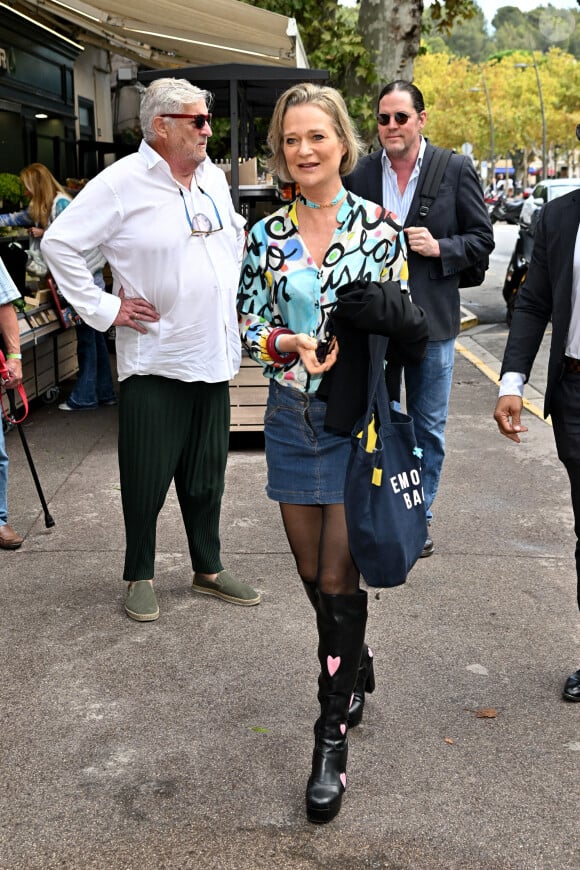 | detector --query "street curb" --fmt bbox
[460,305,478,330]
